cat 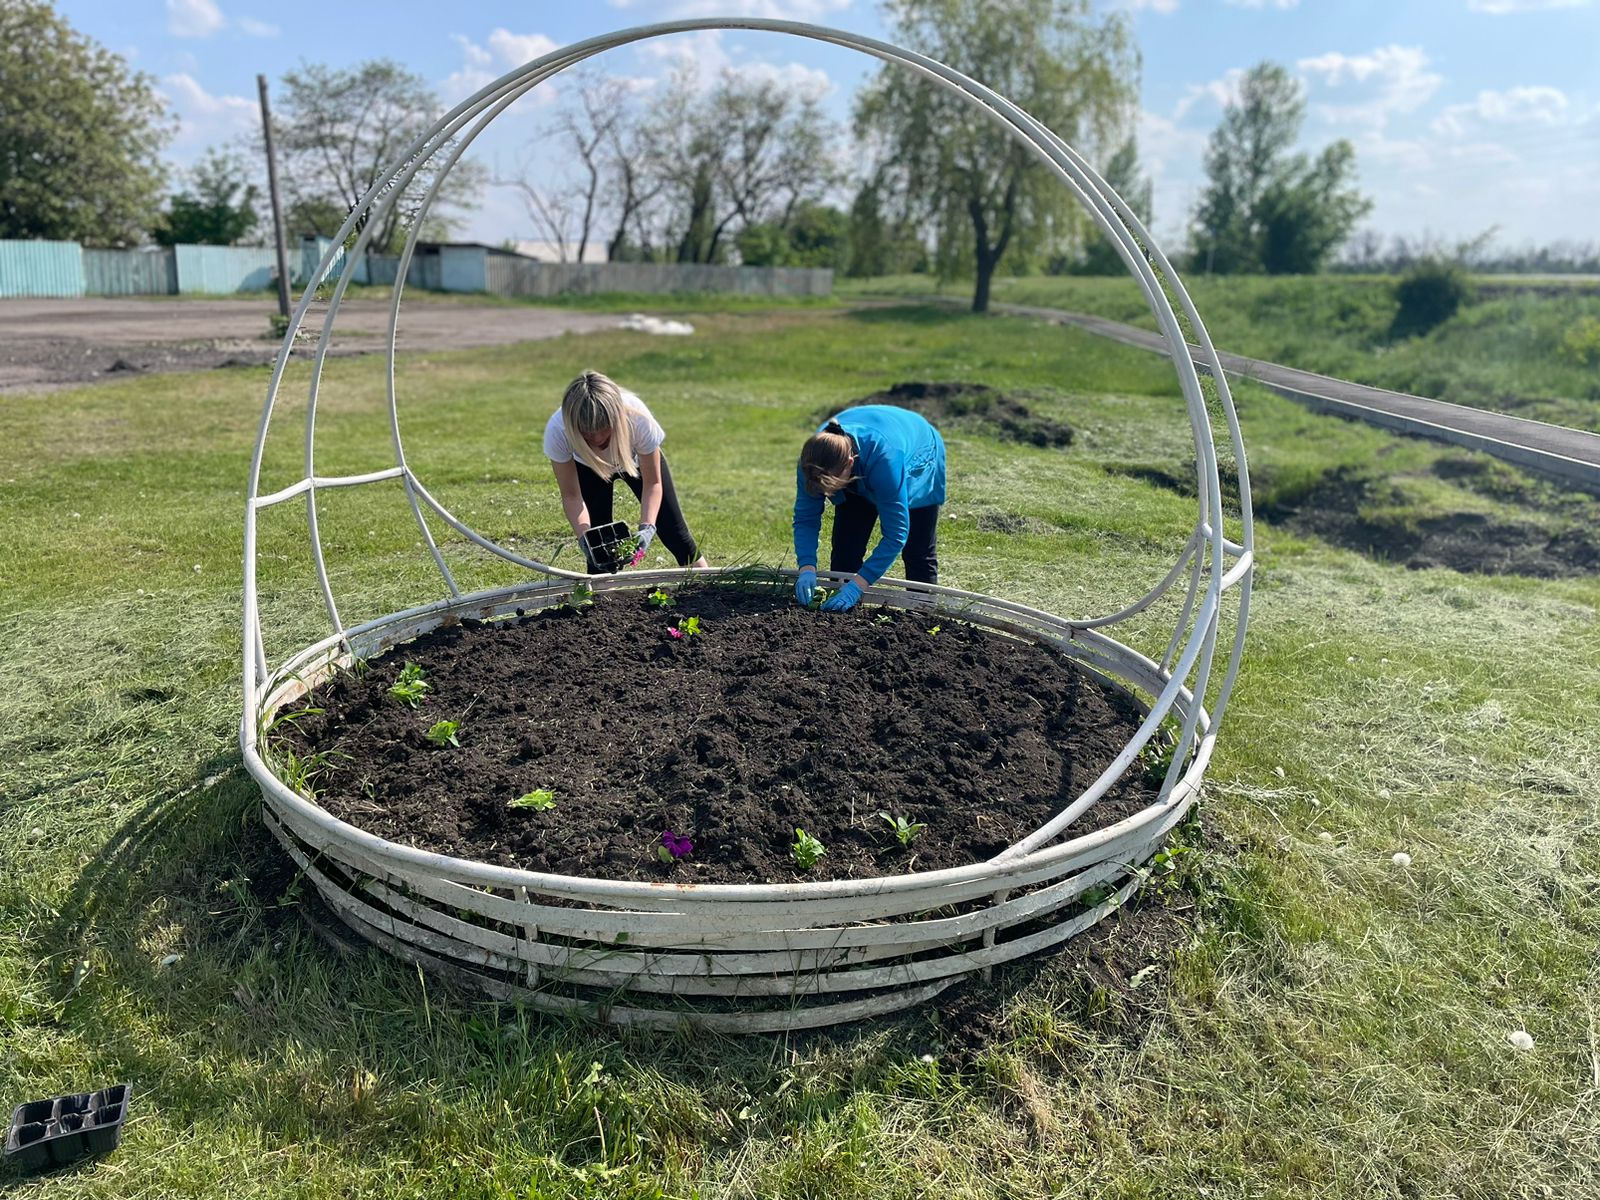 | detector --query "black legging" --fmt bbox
[830,492,940,584]
[576,455,699,570]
